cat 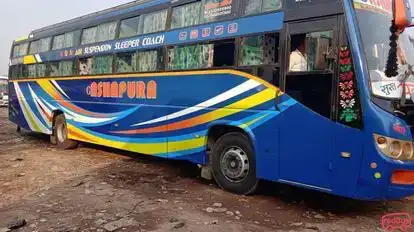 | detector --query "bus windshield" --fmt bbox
[354,0,414,100]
